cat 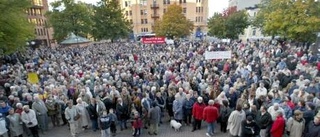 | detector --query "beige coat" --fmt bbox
[227,110,246,137]
[286,117,305,137]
